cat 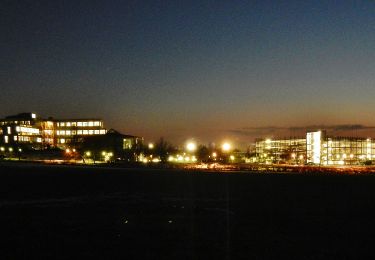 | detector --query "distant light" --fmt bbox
[212,152,217,157]
[66,149,71,154]
[0,147,4,152]
[265,139,271,144]
[86,151,91,157]
[18,148,22,152]
[9,147,13,152]
[230,155,235,161]
[168,156,175,162]
[102,151,106,156]
[108,152,113,157]
[222,143,231,152]
[186,142,196,152]
[148,143,154,149]
[31,113,36,119]
[291,153,296,159]
[152,158,160,163]
[72,148,76,152]
[299,155,304,160]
